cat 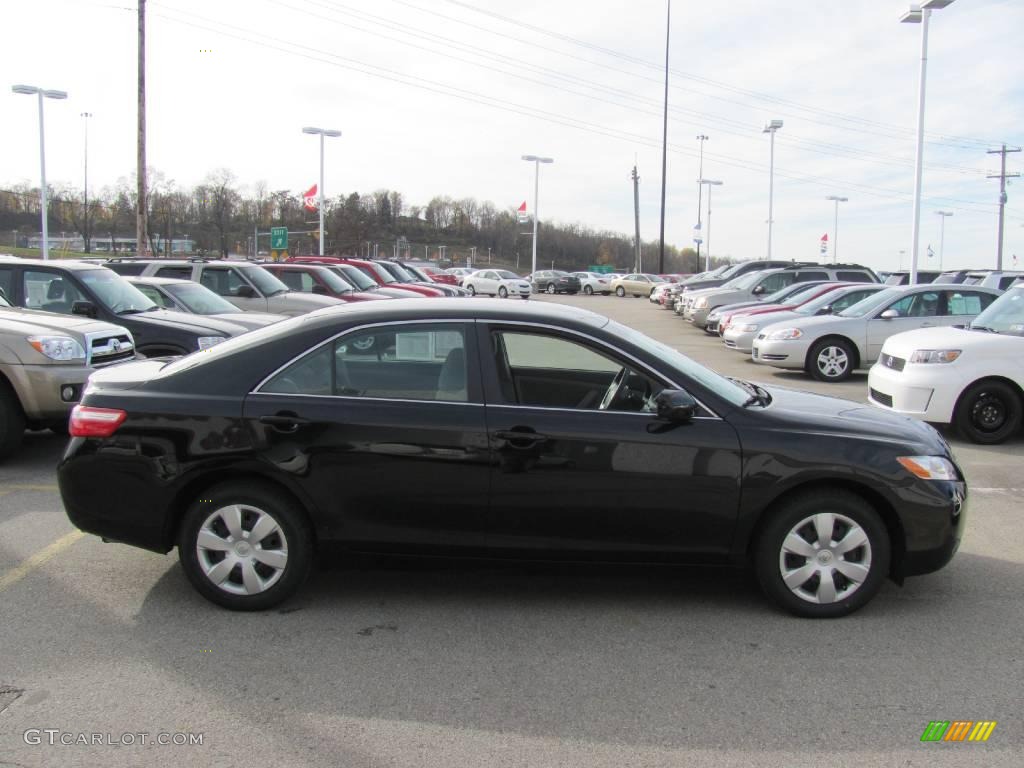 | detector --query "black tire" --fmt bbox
[178,481,315,611]
[754,490,890,618]
[546,283,556,294]
[807,338,856,382]
[498,286,508,298]
[583,285,594,295]
[954,380,1023,445]
[0,381,26,460]
[467,284,476,296]
[615,286,625,297]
